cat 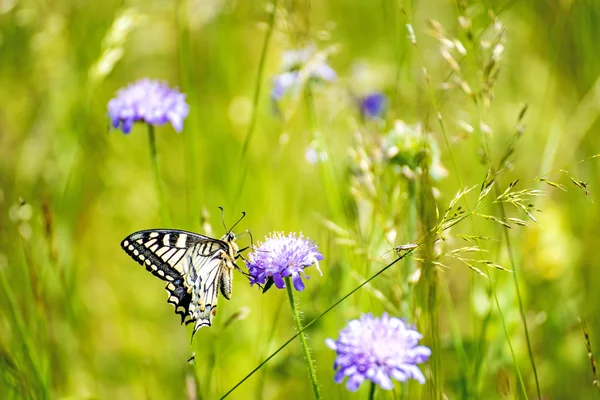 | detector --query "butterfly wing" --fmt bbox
[121,229,234,331]
[184,239,236,334]
[121,229,219,280]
